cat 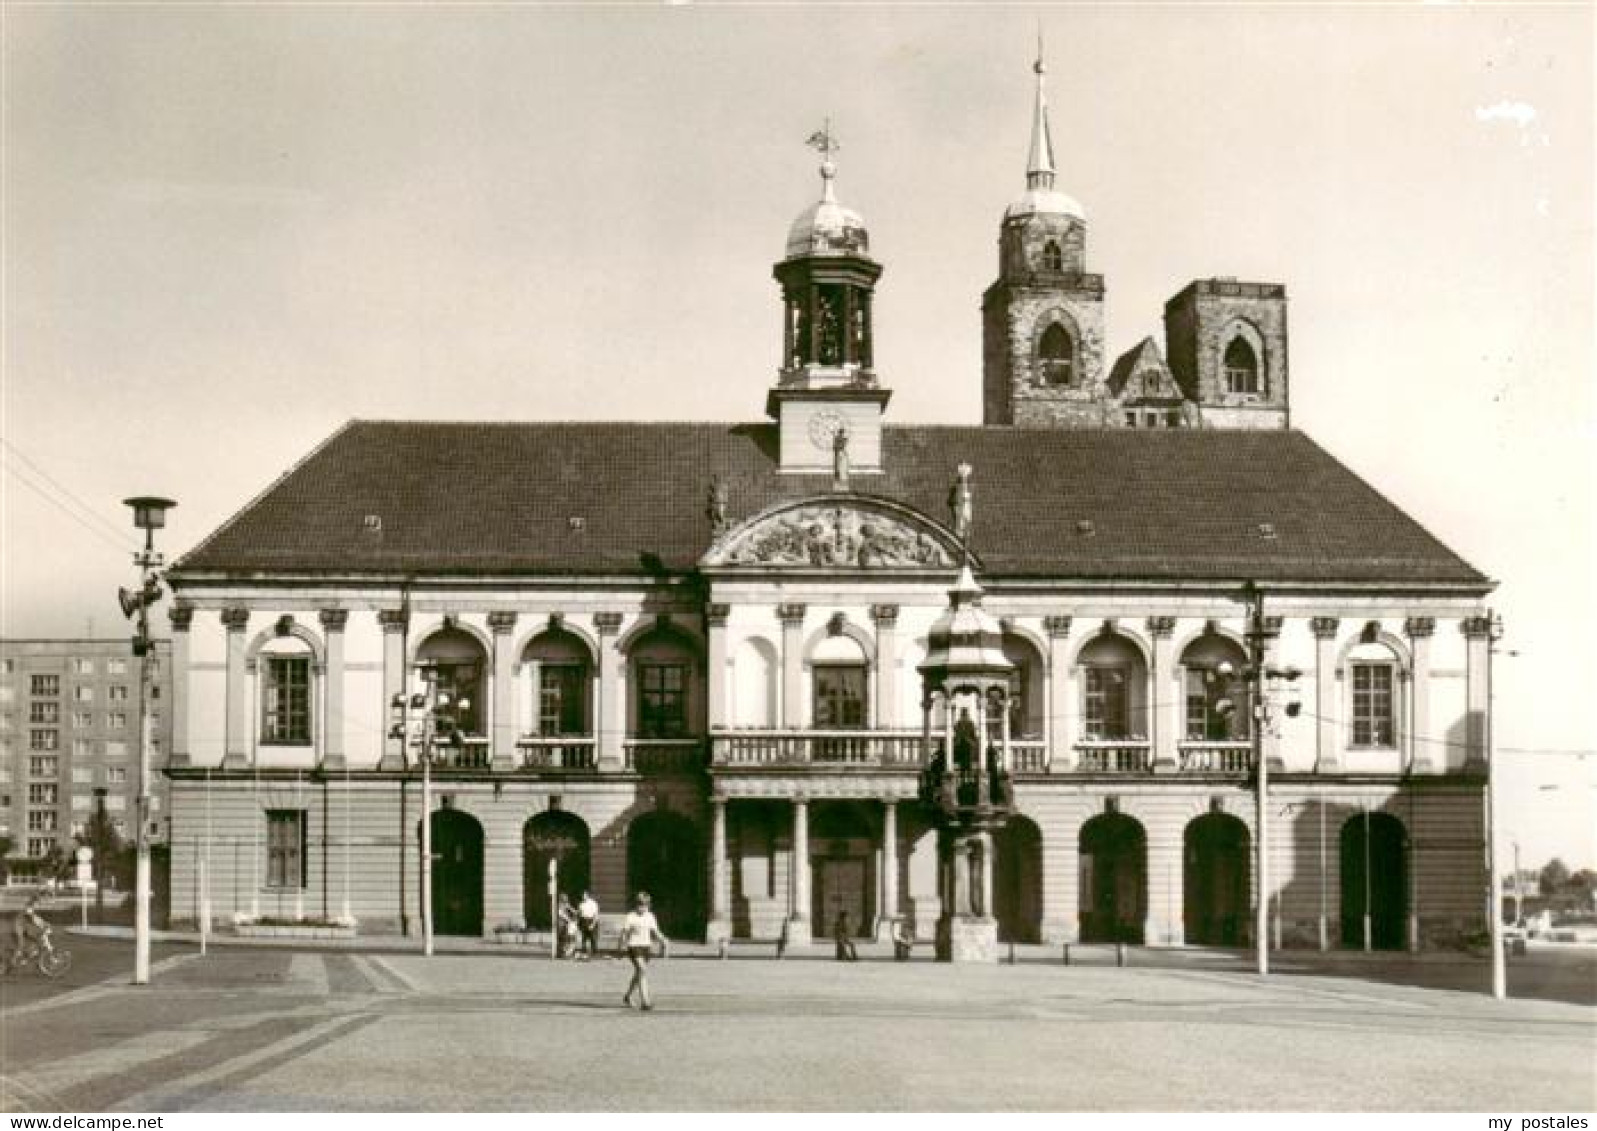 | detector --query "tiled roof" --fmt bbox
[172,420,1488,587]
